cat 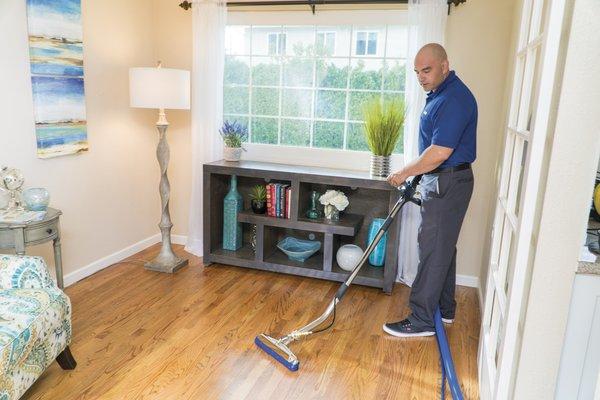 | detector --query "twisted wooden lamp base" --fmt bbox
[145,120,188,273]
